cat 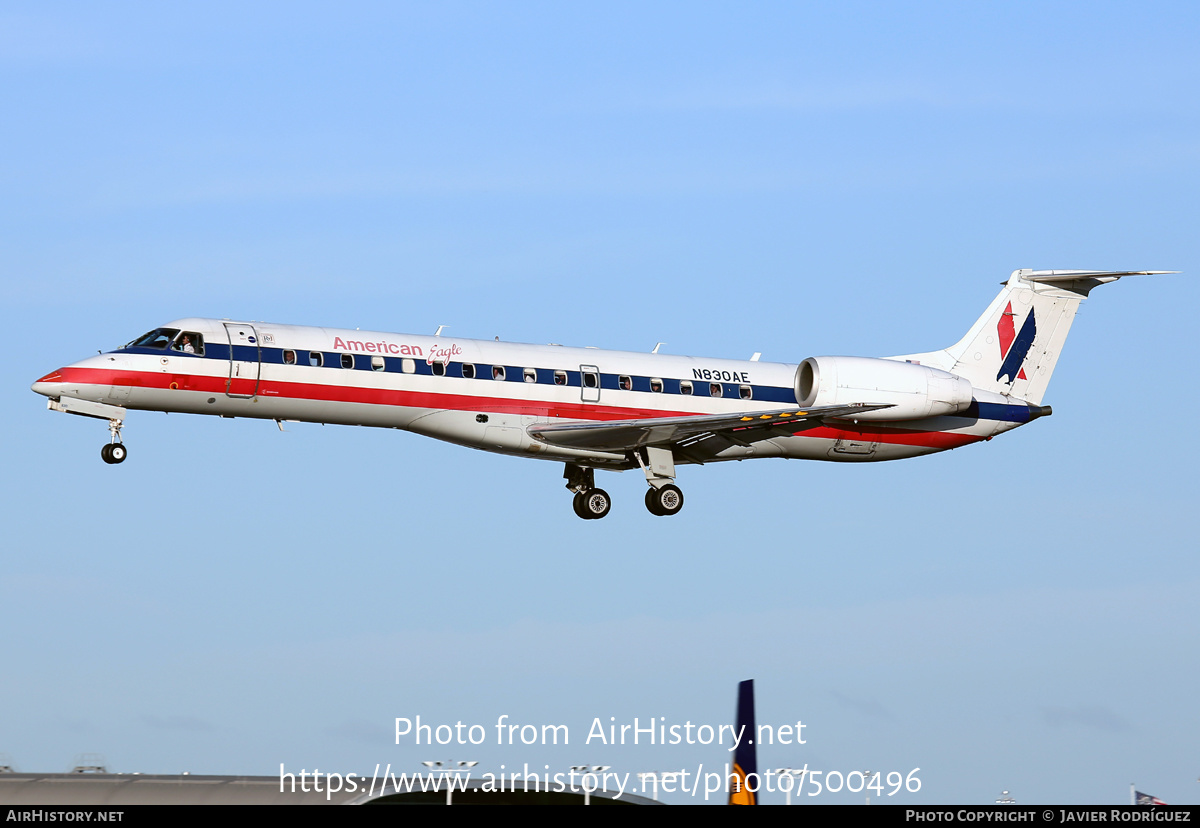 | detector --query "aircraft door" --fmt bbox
[580,364,600,403]
[224,322,261,398]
